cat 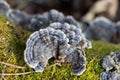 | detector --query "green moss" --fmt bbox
[0,15,120,80]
